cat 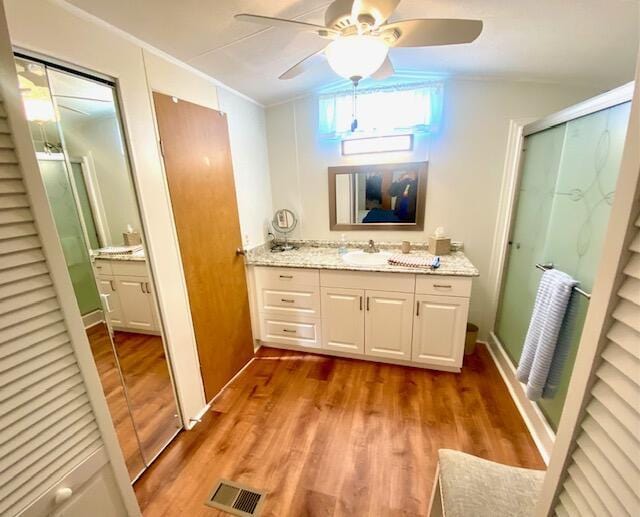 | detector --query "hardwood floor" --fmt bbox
[87,323,179,479]
[134,344,545,516]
